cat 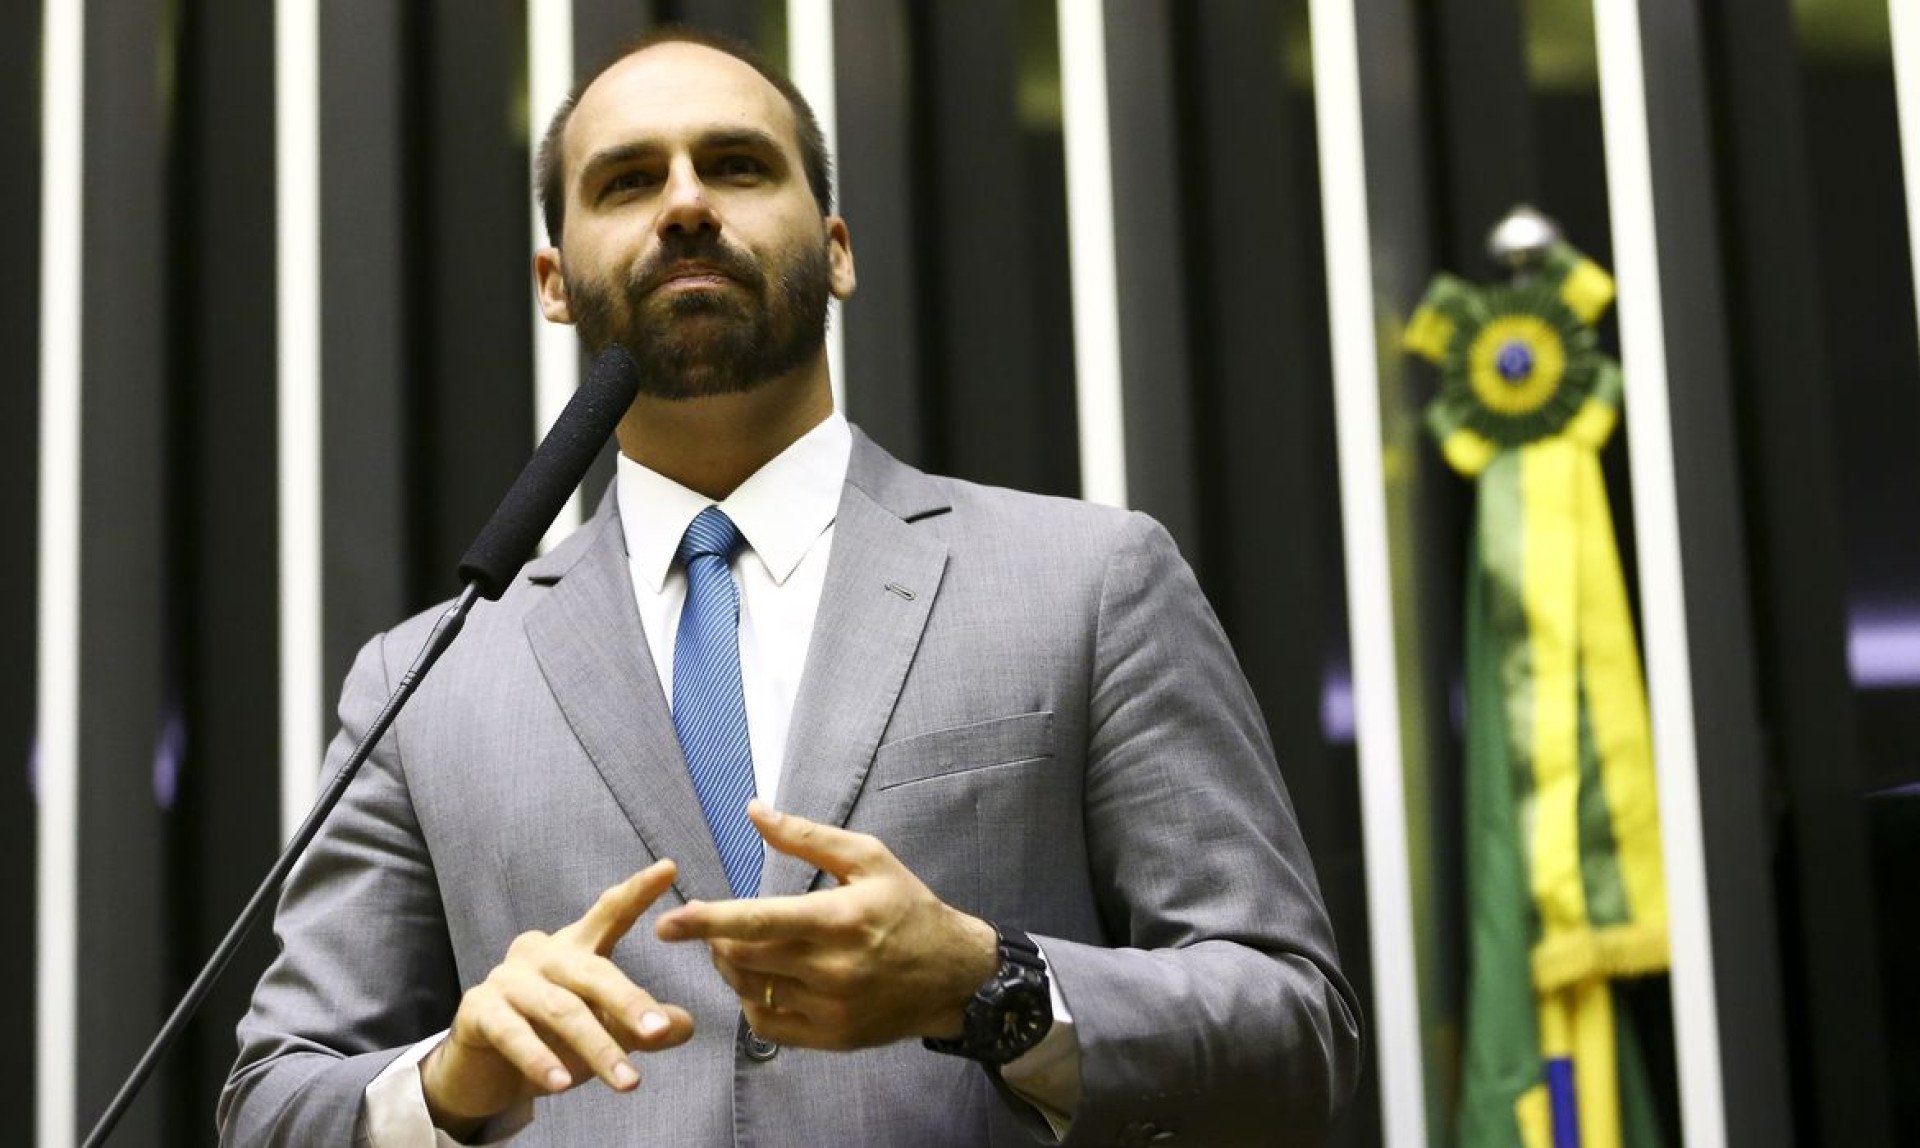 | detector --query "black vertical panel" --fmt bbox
[1634,0,1793,1142]
[836,0,929,464]
[1531,82,1615,276]
[667,0,767,46]
[322,0,413,686]
[575,0,662,77]
[1702,1,1893,1143]
[913,0,1078,496]
[1807,74,1920,655]
[0,0,37,1132]
[413,0,536,602]
[76,1,175,1139]
[1103,0,1200,559]
[1349,0,1456,807]
[1799,25,1920,1143]
[1352,0,1463,1141]
[1392,4,1504,1050]
[1422,0,1537,272]
[168,0,284,1138]
[1176,4,1376,1144]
